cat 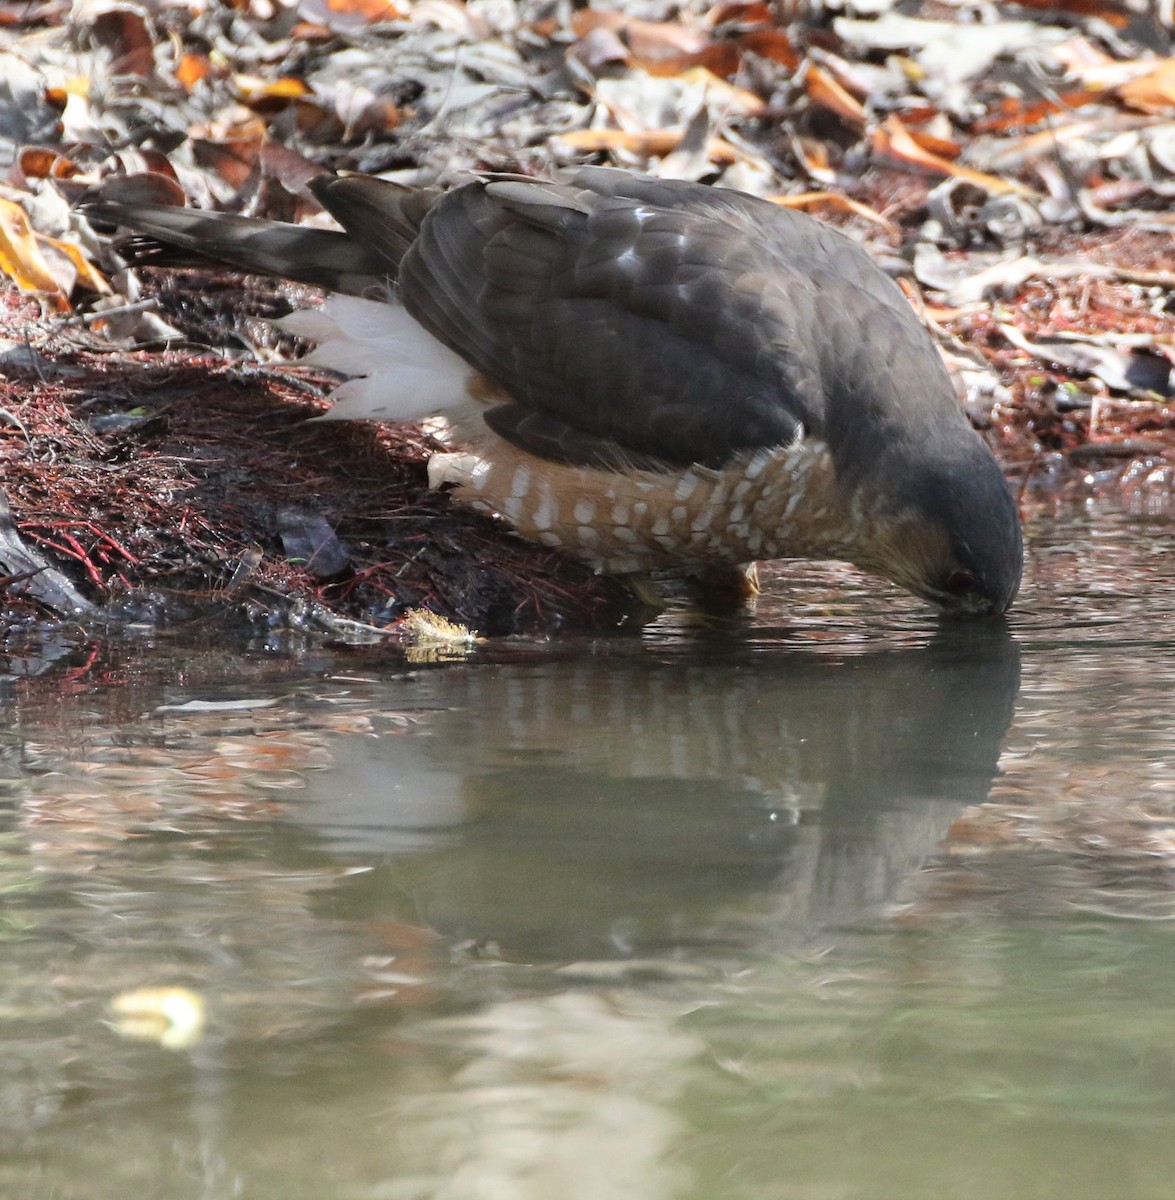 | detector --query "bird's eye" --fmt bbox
[945,569,980,595]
